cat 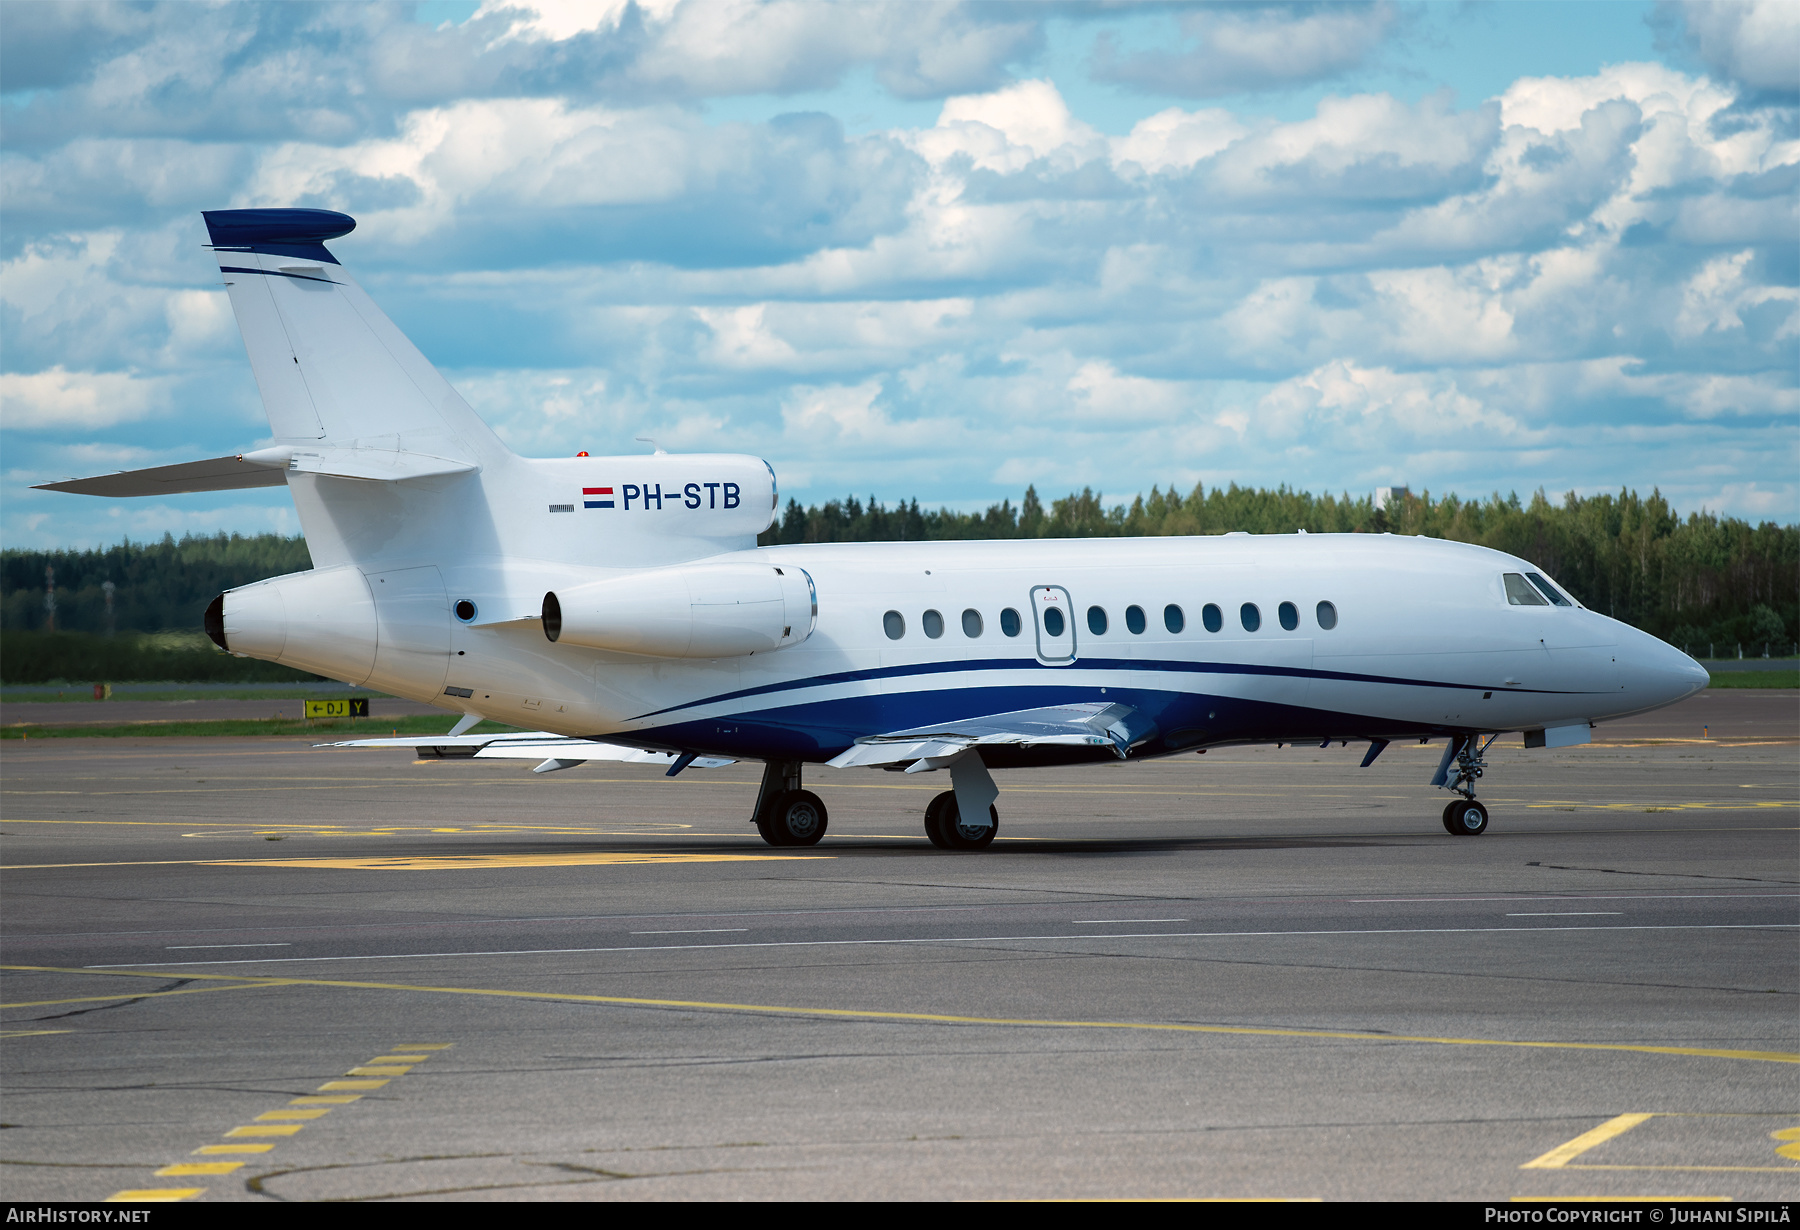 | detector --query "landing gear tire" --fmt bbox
[760,789,828,847]
[923,791,953,849]
[925,790,997,850]
[1441,801,1459,834]
[1444,798,1488,836]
